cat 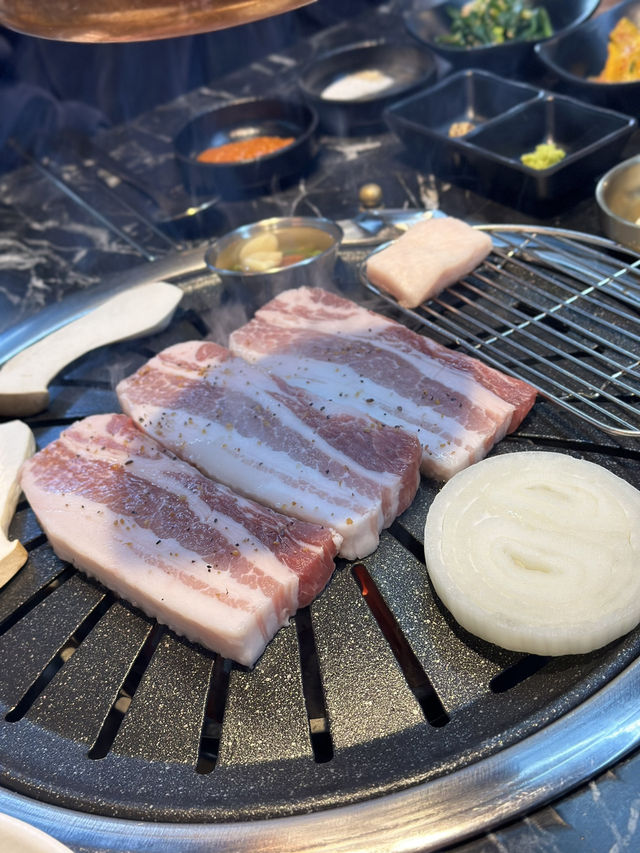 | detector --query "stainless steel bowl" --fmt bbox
[204,216,342,311]
[596,154,640,251]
